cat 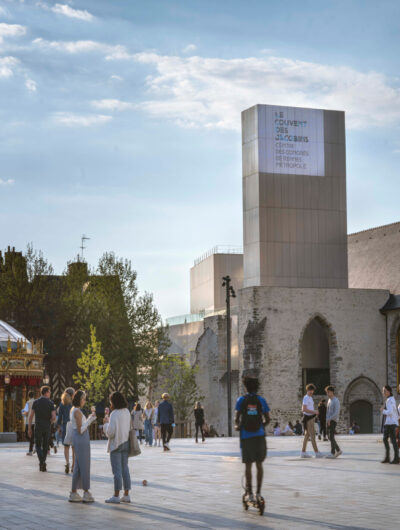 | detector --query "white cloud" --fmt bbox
[32,38,132,60]
[91,99,134,112]
[183,44,197,54]
[52,112,112,126]
[25,78,37,92]
[0,178,15,186]
[0,56,19,78]
[0,23,26,42]
[132,52,400,131]
[51,3,94,21]
[110,74,123,81]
